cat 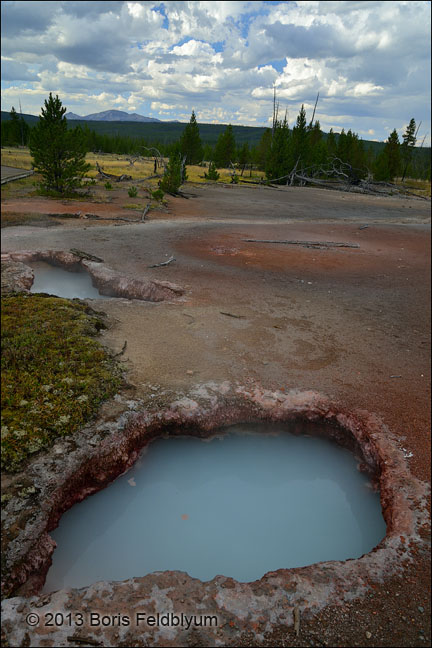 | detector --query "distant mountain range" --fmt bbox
[66,109,161,123]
